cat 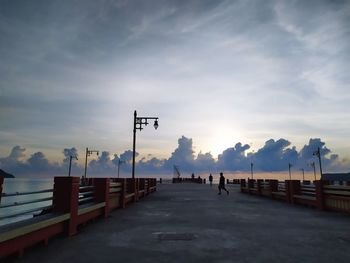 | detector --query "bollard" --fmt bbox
[53,177,80,236]
[94,178,110,217]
